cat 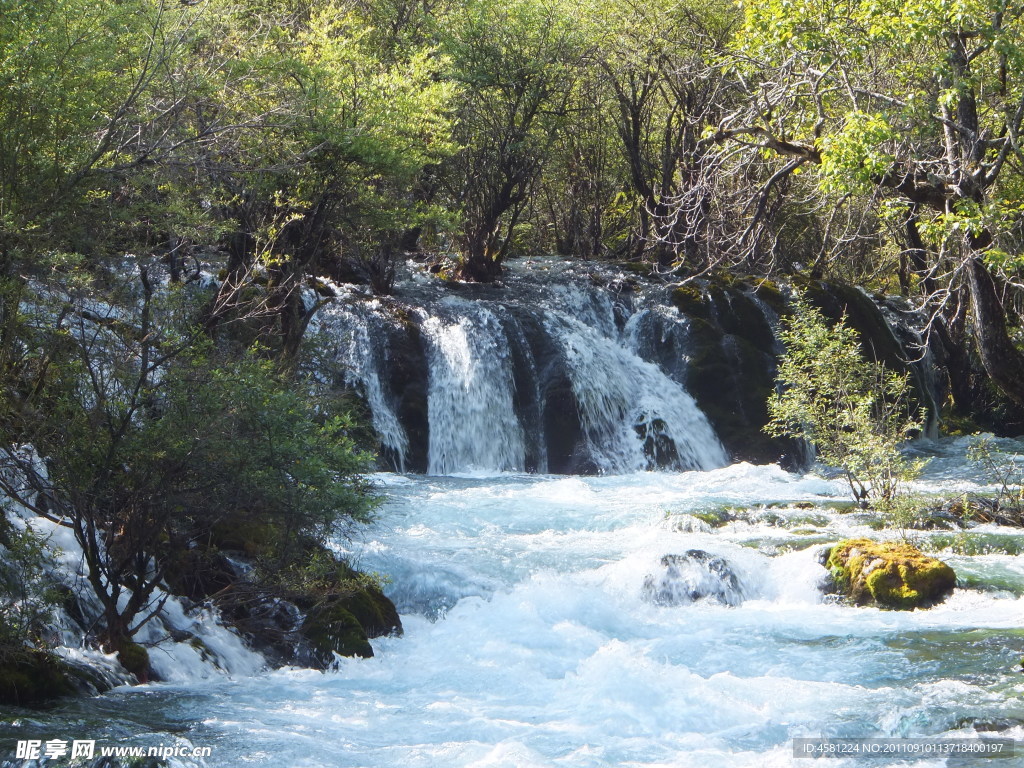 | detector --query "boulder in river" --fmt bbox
[0,647,114,707]
[825,538,956,609]
[643,550,746,607]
